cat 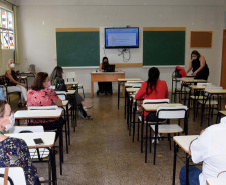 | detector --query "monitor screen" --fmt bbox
[105,27,139,48]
